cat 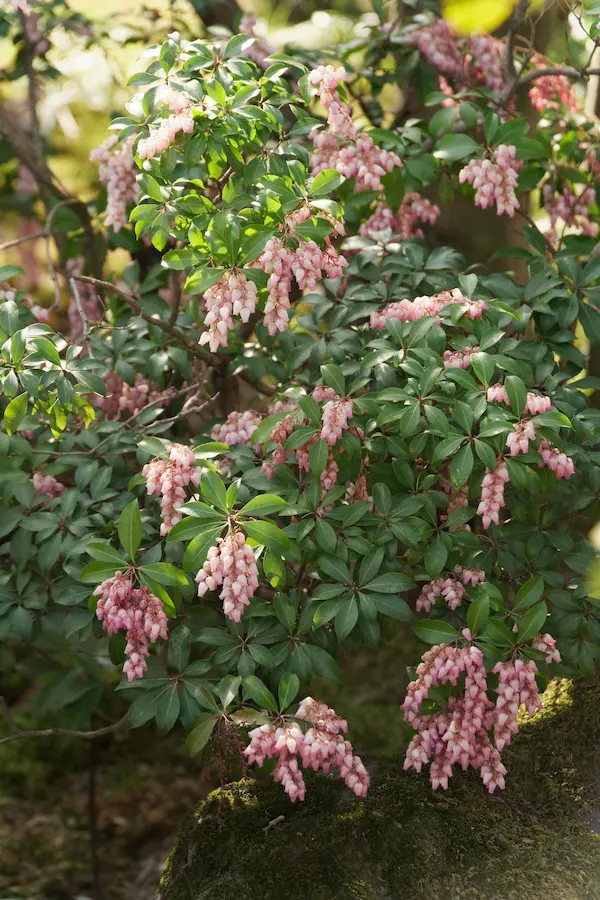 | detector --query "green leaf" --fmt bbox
[433,134,480,162]
[531,411,572,429]
[309,168,345,197]
[140,563,189,586]
[466,593,490,634]
[278,672,300,711]
[200,471,228,511]
[33,337,62,366]
[309,438,328,476]
[320,363,345,397]
[243,675,278,713]
[224,33,256,58]
[167,517,225,542]
[517,601,548,643]
[318,554,351,584]
[335,597,359,641]
[0,265,24,281]
[432,435,466,464]
[3,393,28,435]
[184,267,224,296]
[80,560,122,583]
[505,375,527,417]
[239,495,287,518]
[263,549,286,589]
[85,542,126,565]
[243,520,291,552]
[219,674,242,708]
[514,575,545,613]
[186,713,217,755]
[364,572,415,593]
[118,499,143,561]
[450,443,474,489]
[168,624,191,671]
[414,619,459,644]
[471,351,495,387]
[314,519,337,554]
[372,594,412,621]
[183,526,222,573]
[425,537,448,577]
